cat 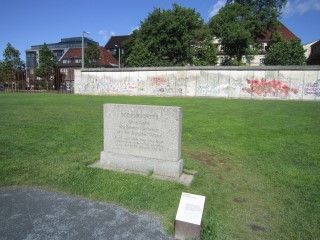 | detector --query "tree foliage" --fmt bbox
[193,38,218,66]
[124,4,217,67]
[84,44,100,68]
[0,43,24,82]
[34,43,58,78]
[264,38,306,65]
[209,3,256,63]
[209,0,288,64]
[226,0,287,35]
